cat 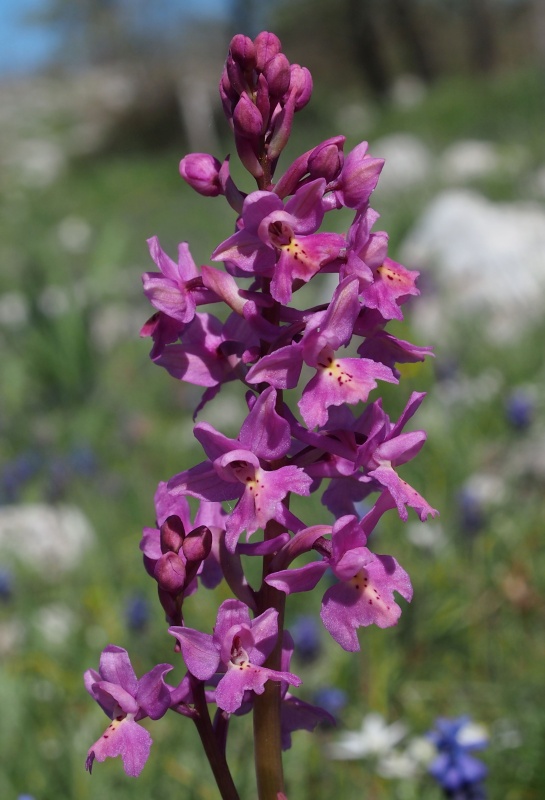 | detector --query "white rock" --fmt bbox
[390,74,427,110]
[371,133,433,194]
[400,189,545,341]
[532,163,545,198]
[440,139,501,183]
[0,503,95,576]
[10,138,66,188]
